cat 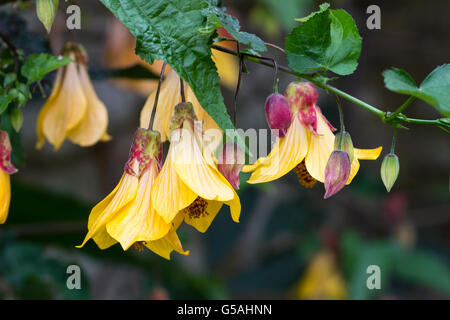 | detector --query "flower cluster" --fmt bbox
[243,82,382,198]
